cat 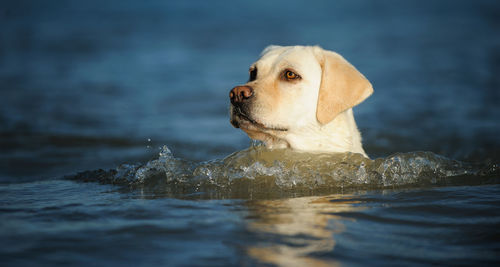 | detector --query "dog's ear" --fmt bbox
[314,48,373,125]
